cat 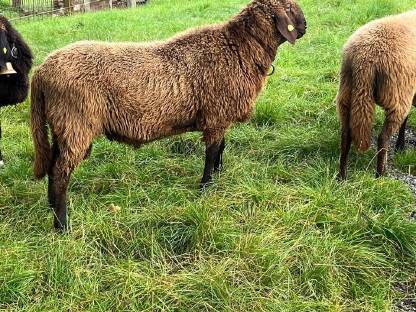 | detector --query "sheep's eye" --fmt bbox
[286,3,292,13]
